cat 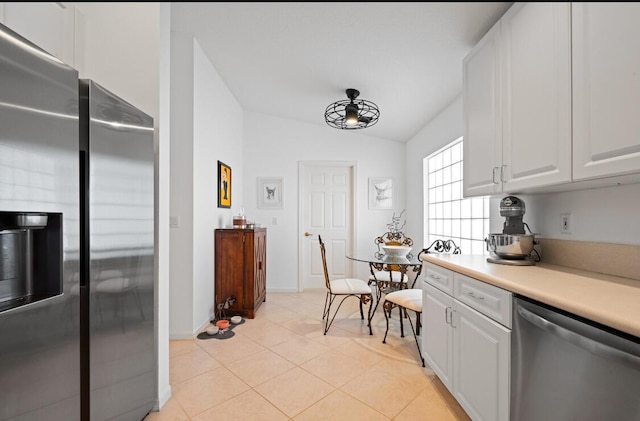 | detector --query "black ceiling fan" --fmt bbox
[324,88,380,130]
